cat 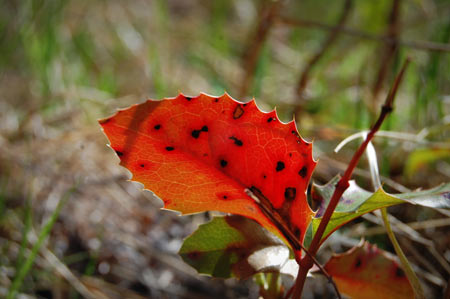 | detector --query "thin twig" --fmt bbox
[277,16,450,52]
[371,0,401,109]
[295,0,353,116]
[398,237,443,279]
[245,188,342,299]
[41,246,97,299]
[350,215,450,237]
[290,58,411,298]
[239,1,282,98]
[317,155,411,193]
[362,210,450,277]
